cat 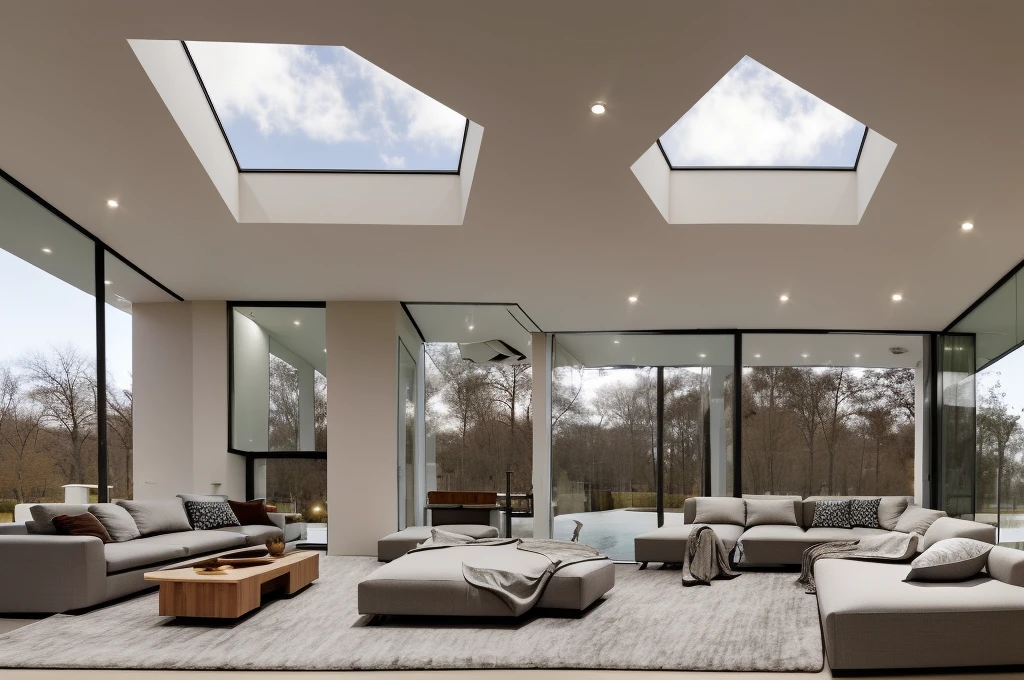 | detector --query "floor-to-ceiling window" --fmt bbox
[397,340,418,529]
[551,333,734,560]
[231,303,327,545]
[0,172,176,518]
